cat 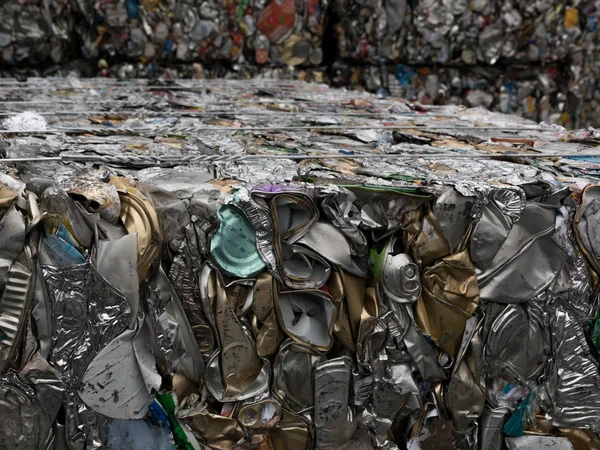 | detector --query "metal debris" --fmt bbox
[0,78,597,449]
